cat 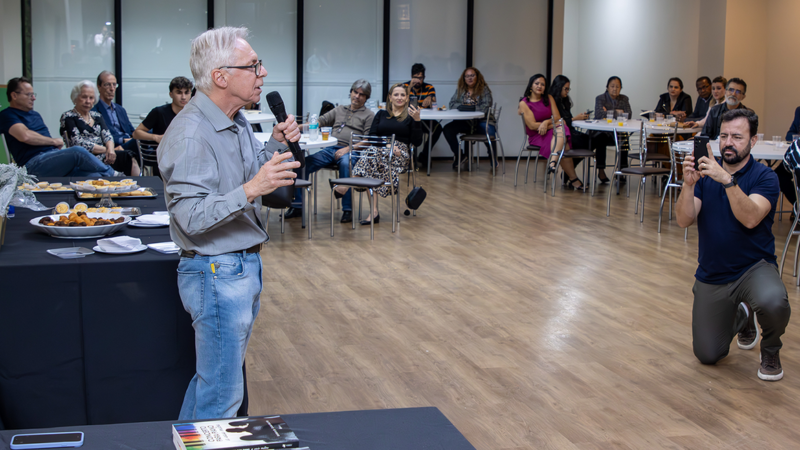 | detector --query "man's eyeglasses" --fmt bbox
[219,60,263,76]
[15,91,36,98]
[727,87,744,96]
[102,83,119,89]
